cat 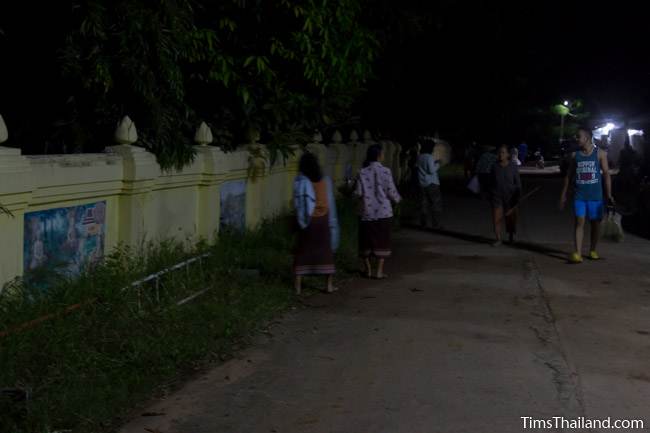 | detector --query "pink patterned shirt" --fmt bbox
[354,162,402,221]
